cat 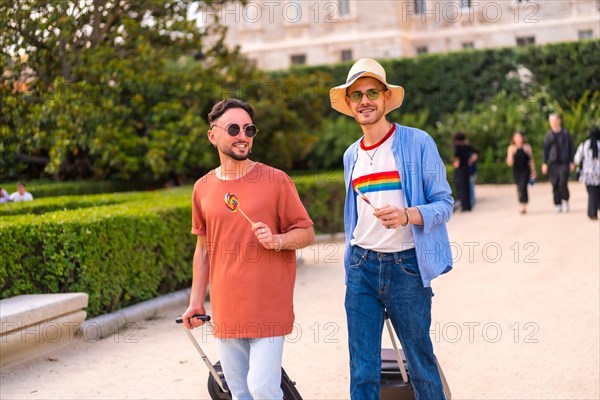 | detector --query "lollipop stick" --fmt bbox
[363,197,379,212]
[355,188,379,211]
[237,207,255,226]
